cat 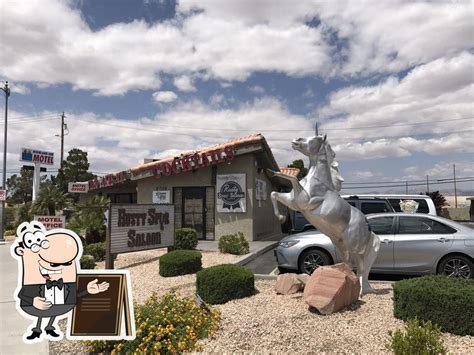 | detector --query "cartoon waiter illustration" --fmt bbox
[11,221,109,342]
